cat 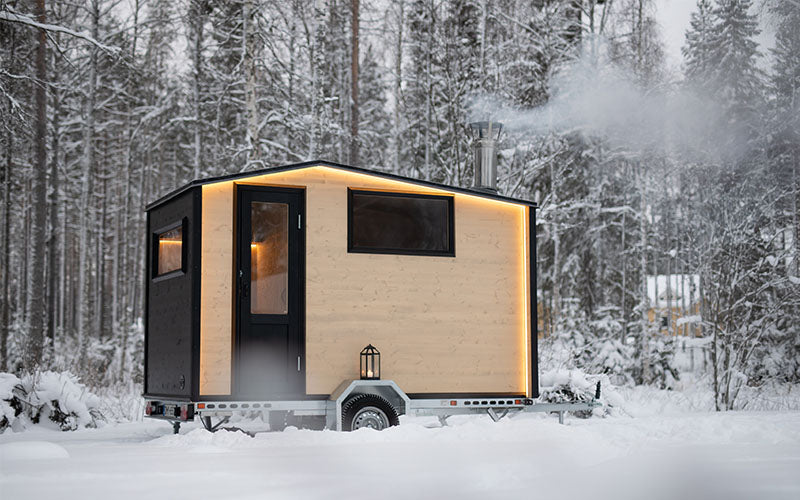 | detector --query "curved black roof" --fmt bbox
[146,160,536,211]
